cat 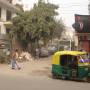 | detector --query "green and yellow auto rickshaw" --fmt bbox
[52,51,90,82]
